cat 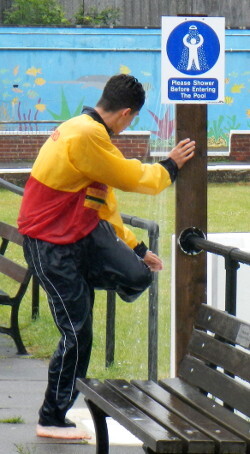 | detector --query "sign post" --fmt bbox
[161,16,225,104]
[161,16,225,373]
